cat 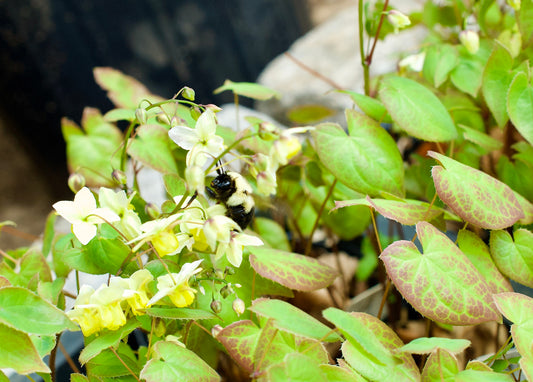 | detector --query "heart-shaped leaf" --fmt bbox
[312,110,404,197]
[0,323,50,374]
[140,341,220,381]
[490,229,533,288]
[248,247,338,292]
[213,80,280,100]
[430,151,524,229]
[379,76,457,142]
[380,222,501,325]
